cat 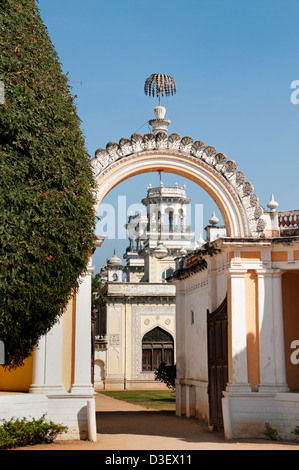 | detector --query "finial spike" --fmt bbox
[267,194,279,212]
